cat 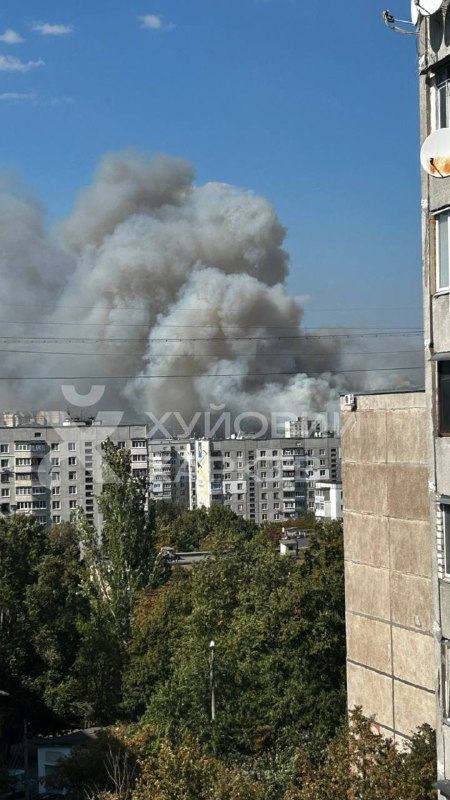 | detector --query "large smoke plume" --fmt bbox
[0,151,422,423]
